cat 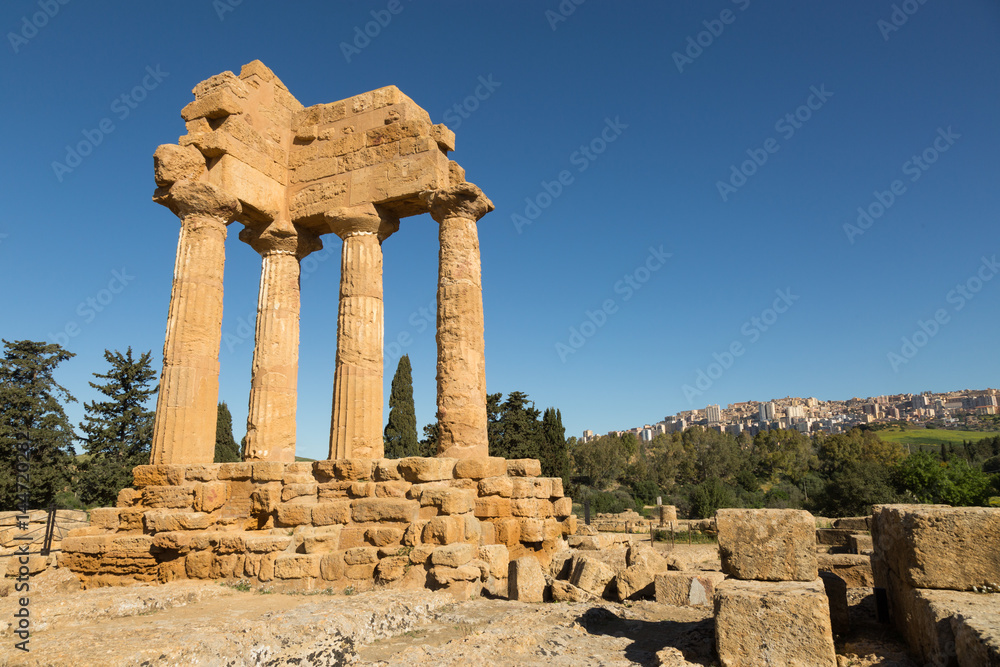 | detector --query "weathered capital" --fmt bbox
[154,179,241,222]
[239,218,322,259]
[424,182,494,223]
[323,203,399,243]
